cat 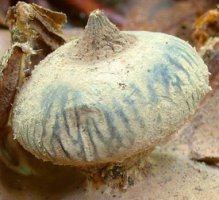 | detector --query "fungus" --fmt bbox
[11,10,210,187]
